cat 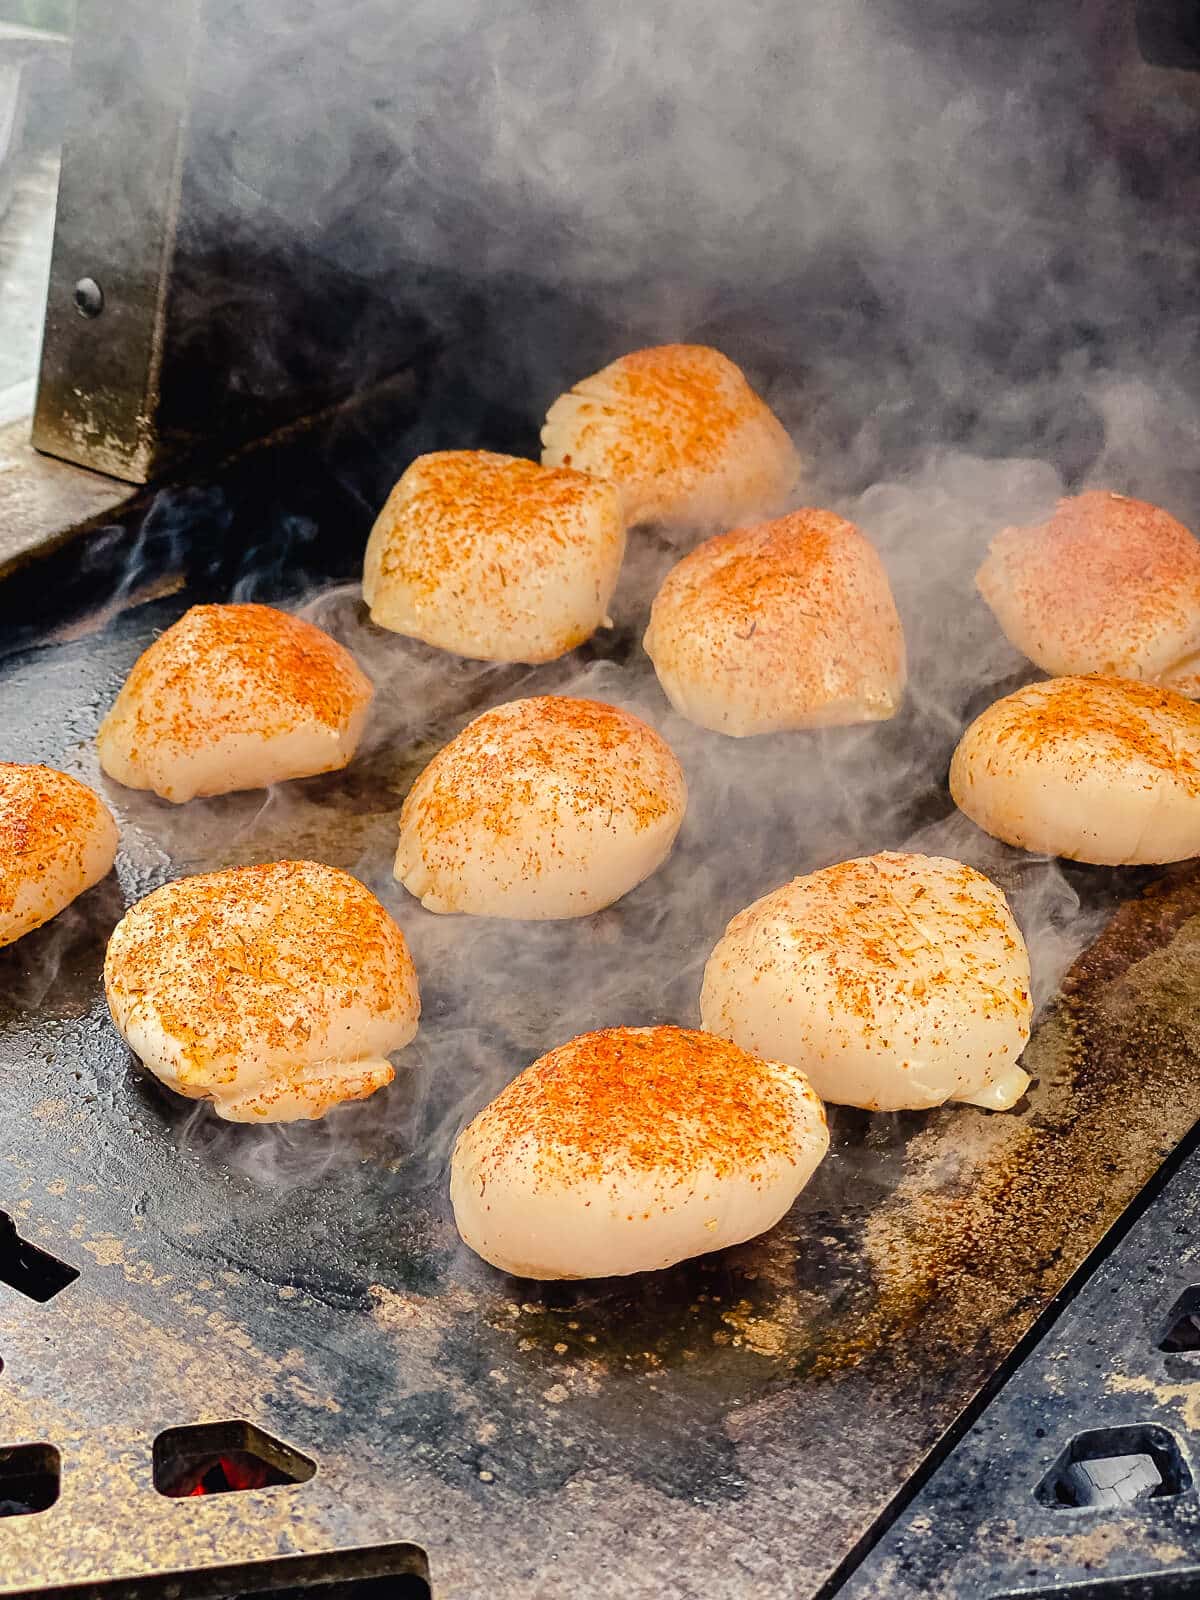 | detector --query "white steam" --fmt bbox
[45,0,1200,1184]
[90,444,1142,1188]
[193,0,1200,486]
